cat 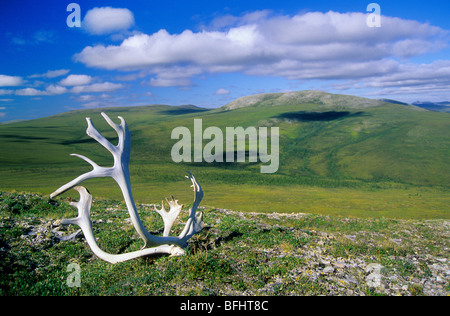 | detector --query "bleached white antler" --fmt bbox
[154,196,183,237]
[63,186,182,263]
[51,113,204,262]
[179,172,204,240]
